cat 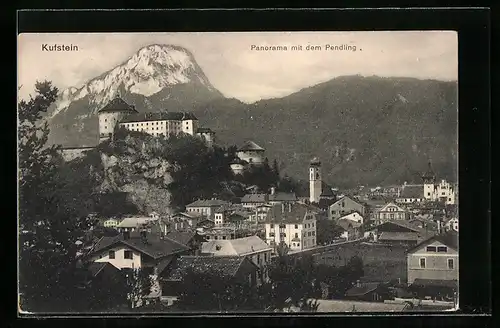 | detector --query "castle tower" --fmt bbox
[97,95,138,143]
[422,161,436,201]
[309,157,322,203]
